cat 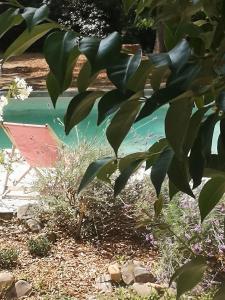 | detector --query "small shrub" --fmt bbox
[135,183,225,297]
[27,236,51,257]
[0,248,19,269]
[35,143,154,240]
